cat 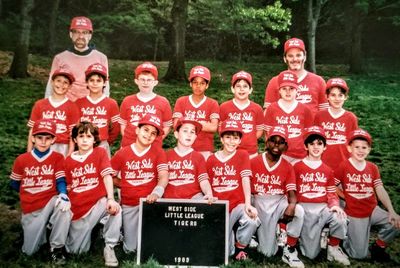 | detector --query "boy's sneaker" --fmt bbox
[276,224,287,247]
[104,245,118,267]
[249,235,259,248]
[327,245,350,266]
[320,227,329,249]
[282,245,304,268]
[50,247,66,265]
[235,250,248,261]
[370,243,391,262]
